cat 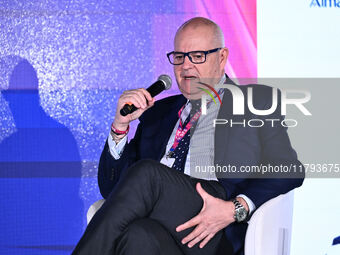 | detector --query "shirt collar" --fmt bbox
[180,75,226,122]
